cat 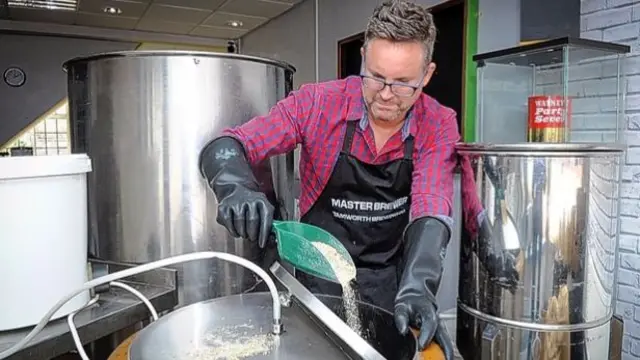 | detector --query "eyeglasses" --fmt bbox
[359,54,427,97]
[360,75,422,97]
